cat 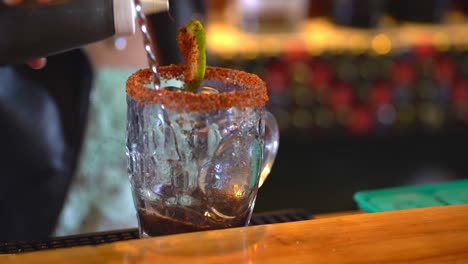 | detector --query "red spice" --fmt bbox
[177,26,198,83]
[126,65,269,113]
